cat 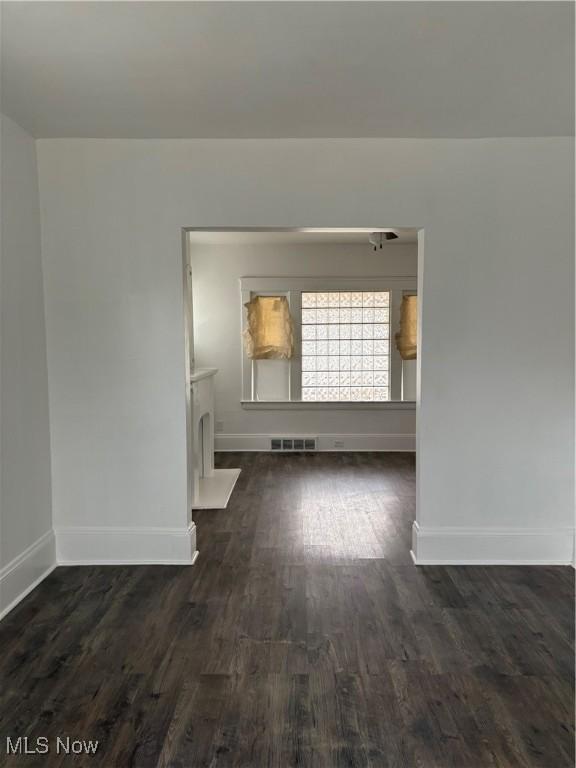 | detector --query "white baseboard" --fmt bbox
[215,432,415,452]
[0,530,56,621]
[411,521,575,565]
[56,522,198,565]
[0,524,199,623]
